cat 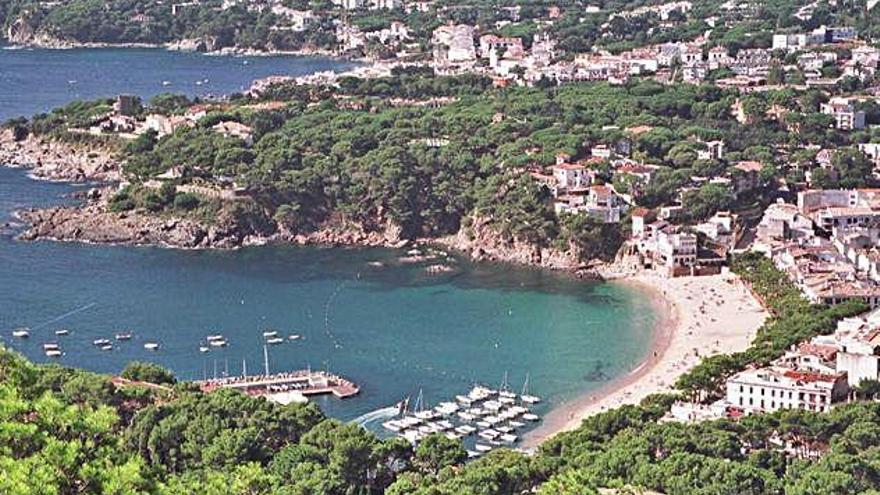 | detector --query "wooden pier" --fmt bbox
[197,370,359,399]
